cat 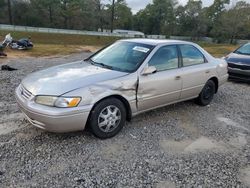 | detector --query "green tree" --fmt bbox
[206,0,230,22]
[59,0,82,29]
[151,0,177,35]
[133,0,177,35]
[175,0,208,39]
[7,0,13,24]
[133,5,155,34]
[93,0,105,31]
[106,0,133,31]
[29,0,61,27]
[0,0,7,23]
[206,0,230,37]
[211,1,250,43]
[114,0,132,29]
